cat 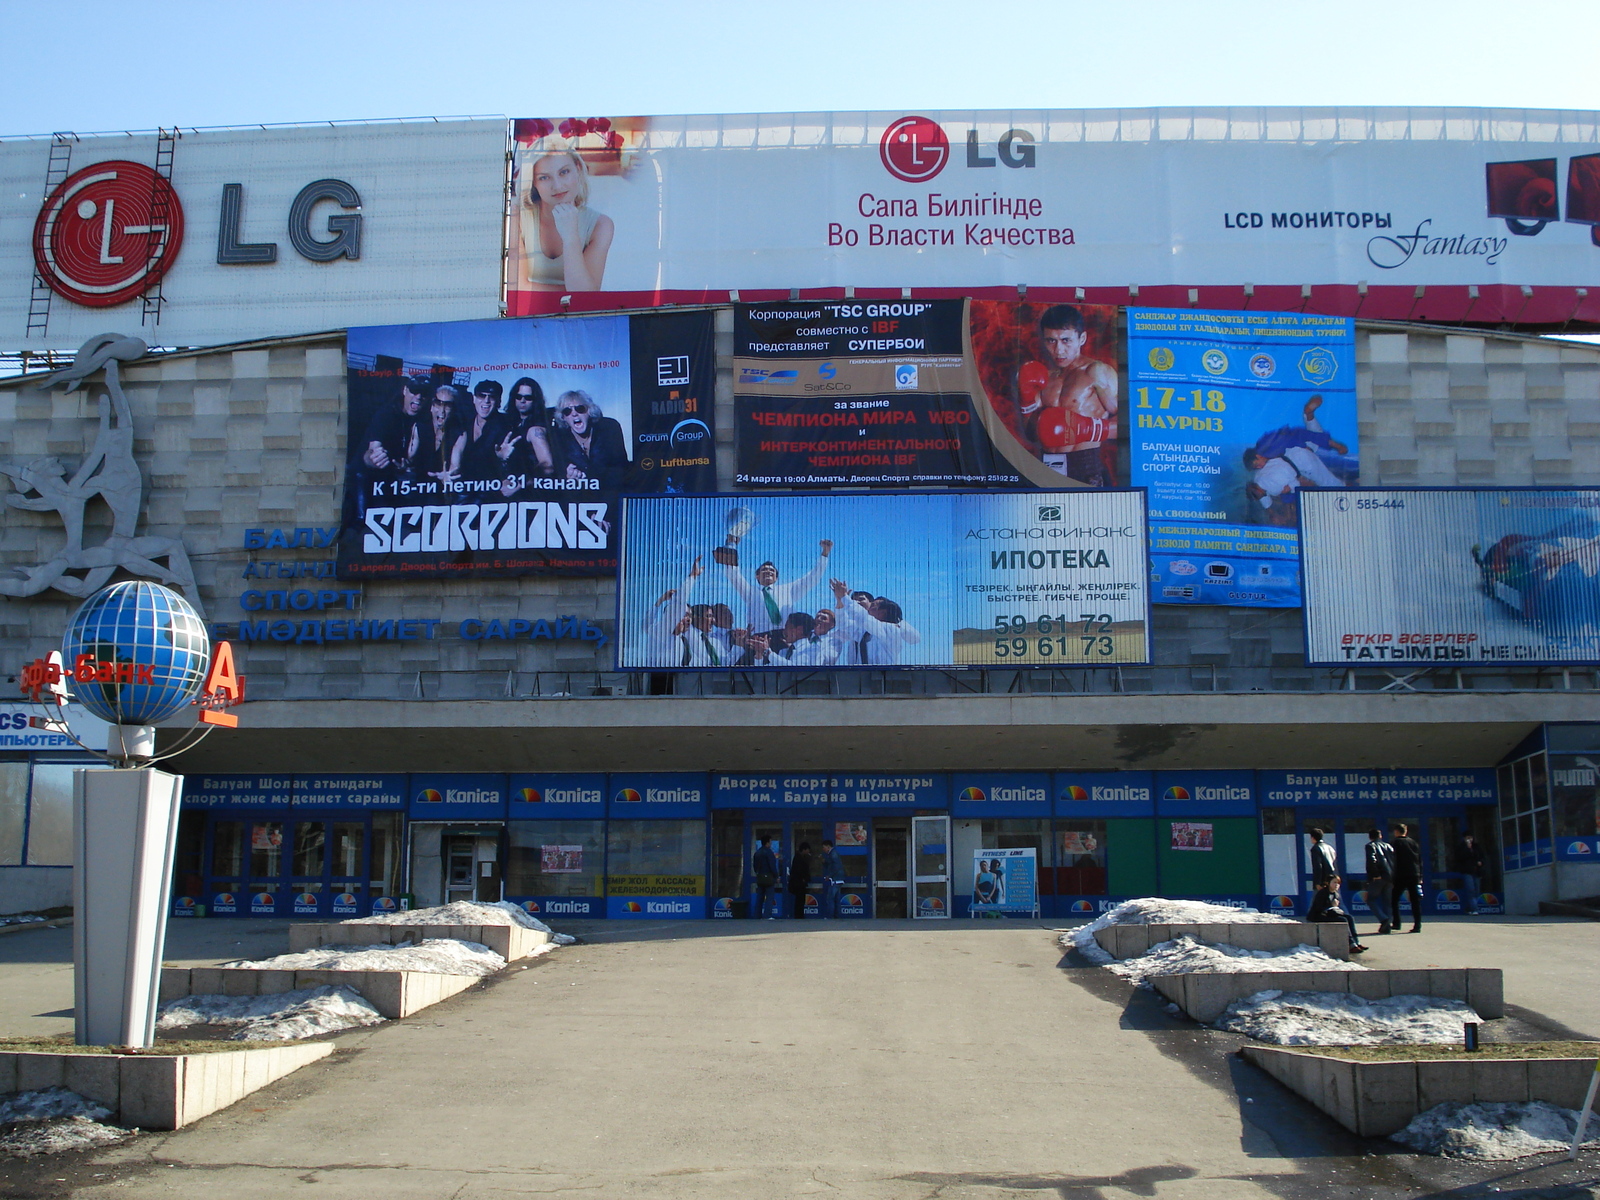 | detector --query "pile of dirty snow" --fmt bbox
[1102,935,1362,989]
[346,900,578,945]
[0,1088,131,1158]
[157,984,385,1041]
[1217,990,1476,1045]
[0,914,44,928]
[223,938,505,977]
[1064,898,1290,964]
[1392,1101,1600,1159]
